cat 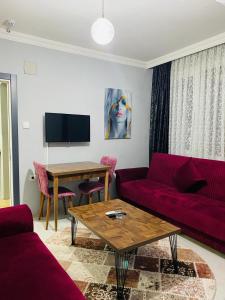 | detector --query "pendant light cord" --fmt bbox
[102,0,105,18]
